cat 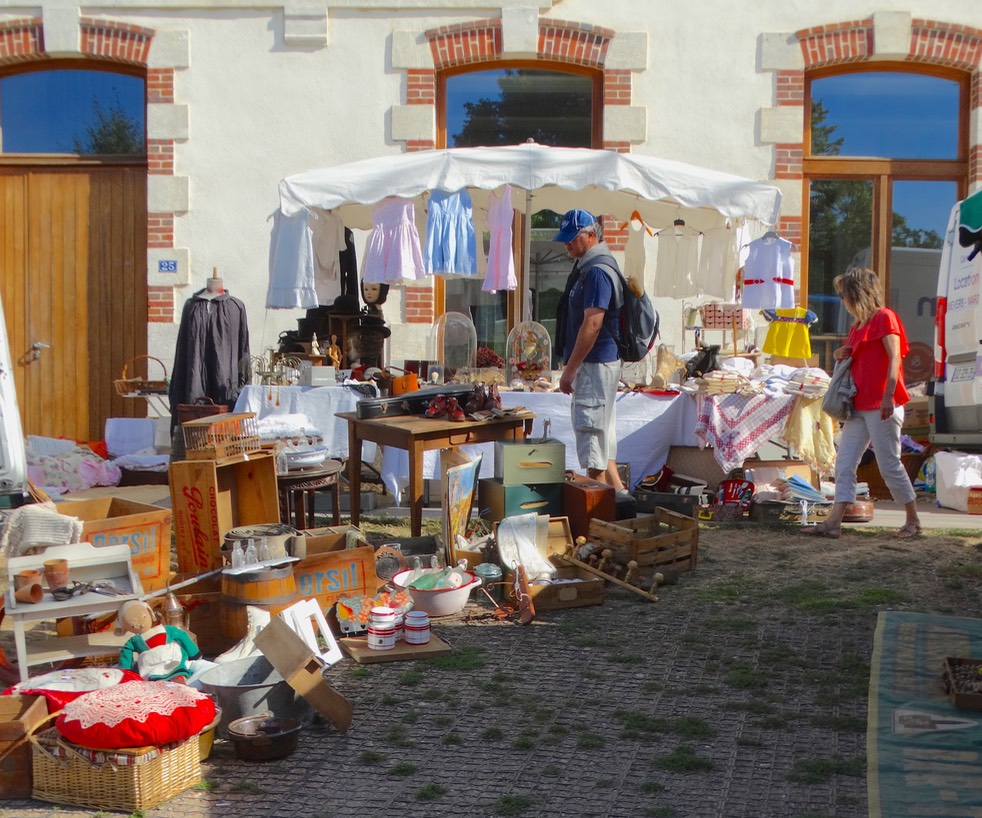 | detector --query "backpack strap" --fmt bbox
[586,254,626,310]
